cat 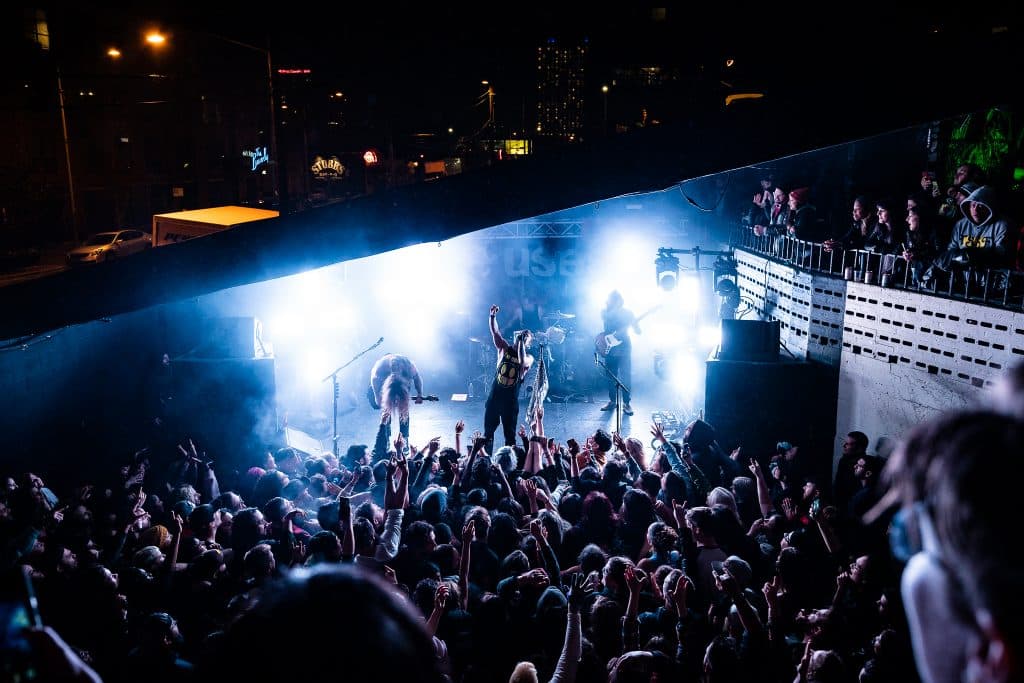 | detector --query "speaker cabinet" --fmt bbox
[171,357,277,473]
[188,316,269,359]
[705,357,836,485]
[718,320,780,362]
